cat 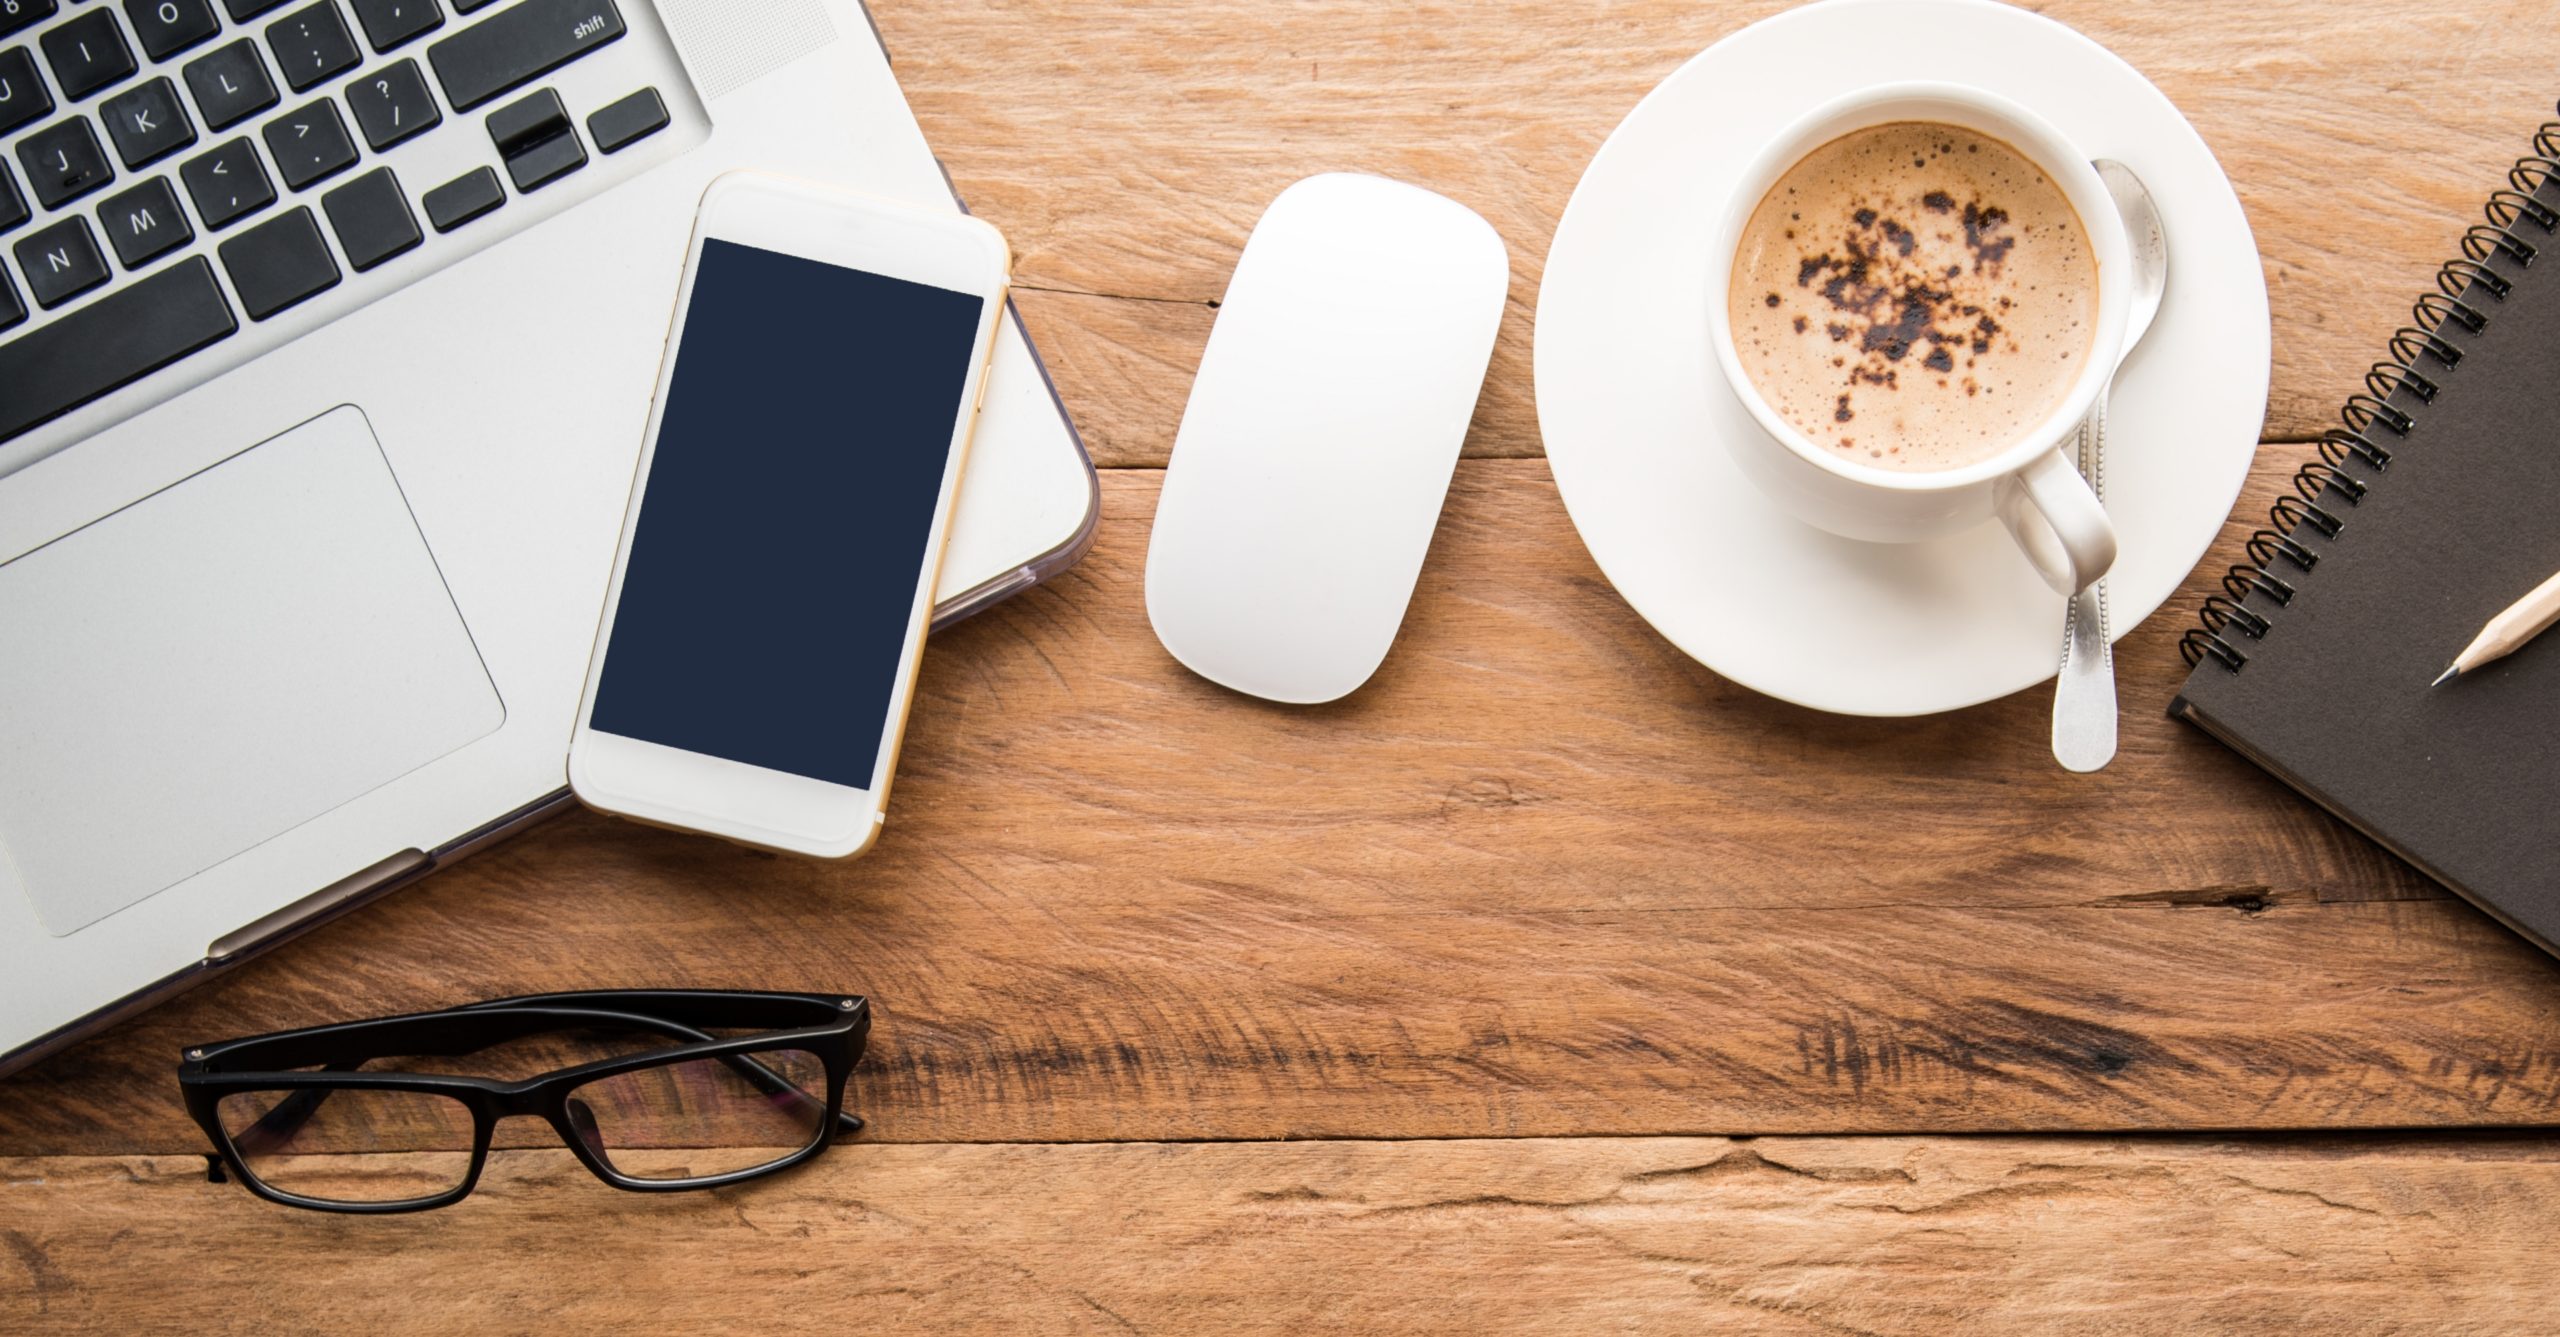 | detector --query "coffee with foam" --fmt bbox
[1727,121,2097,473]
